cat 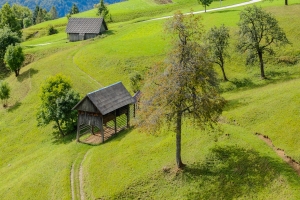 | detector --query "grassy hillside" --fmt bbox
[1,0,300,199]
